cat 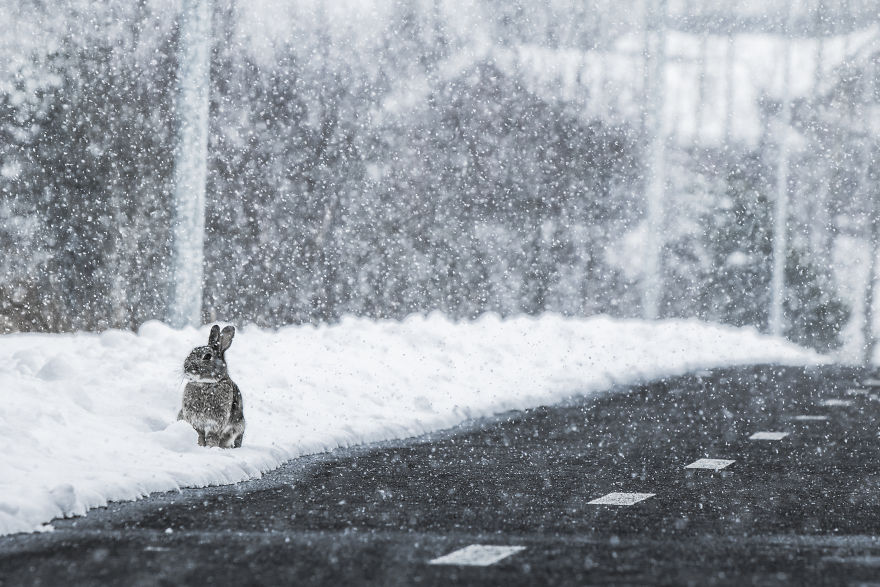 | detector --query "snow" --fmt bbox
[0,314,823,536]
